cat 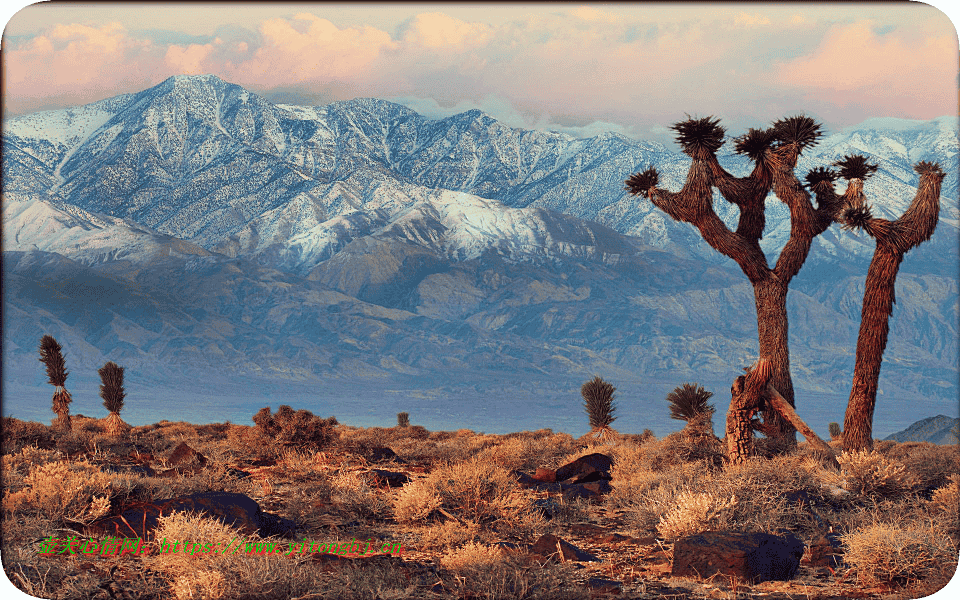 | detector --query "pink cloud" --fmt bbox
[775,21,957,118]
